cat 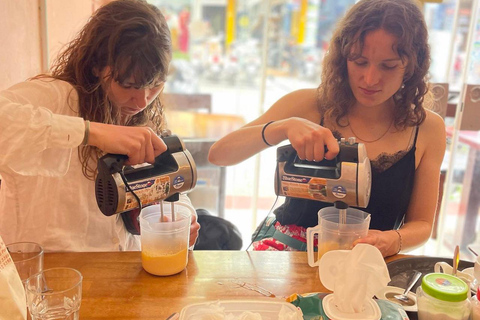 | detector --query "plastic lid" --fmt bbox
[179,300,301,319]
[323,294,381,320]
[421,273,469,302]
